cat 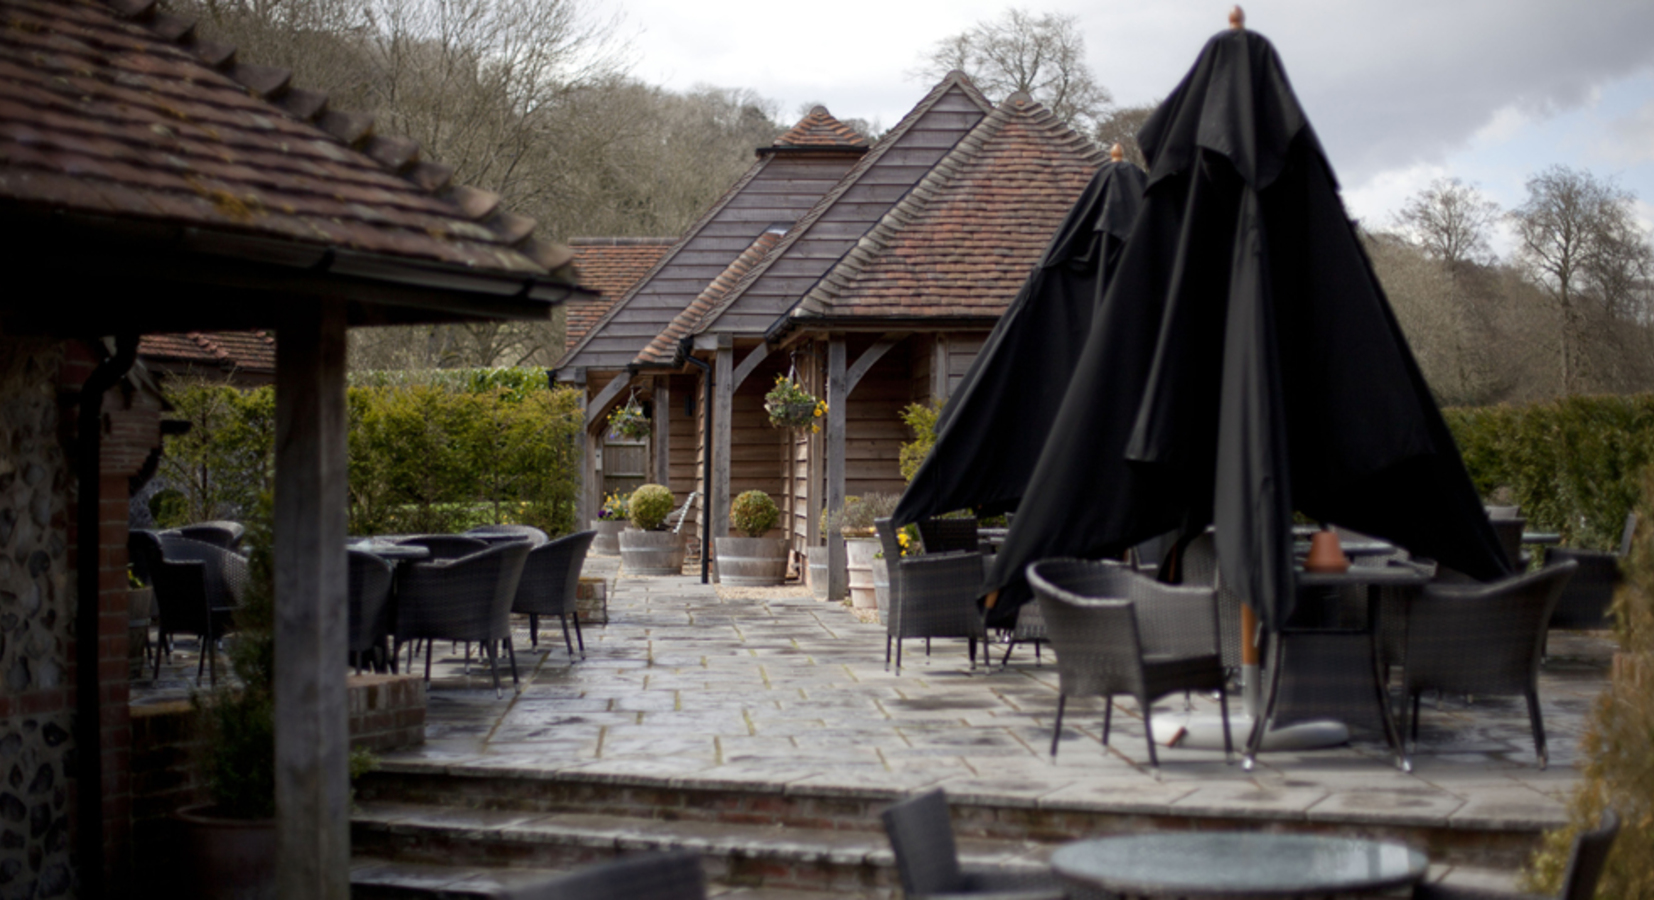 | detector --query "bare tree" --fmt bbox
[1093,101,1156,168]
[913,9,1112,133]
[1511,165,1654,395]
[1395,177,1501,271]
